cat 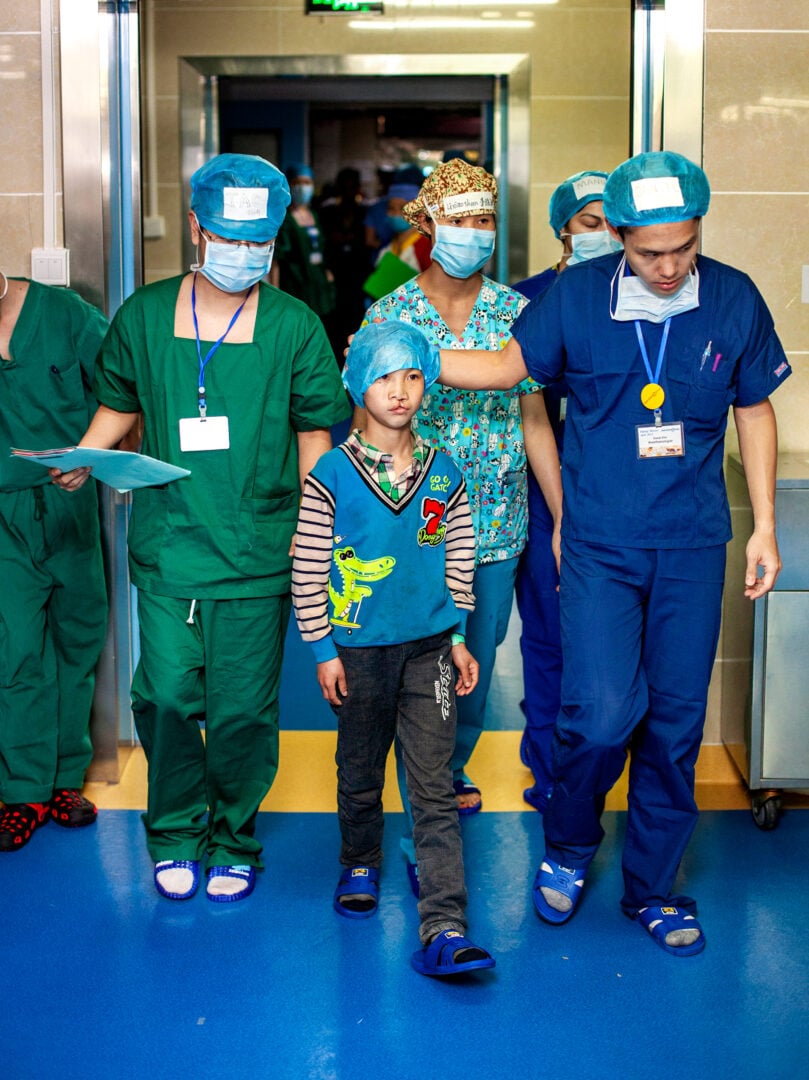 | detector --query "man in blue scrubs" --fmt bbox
[437,151,791,955]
